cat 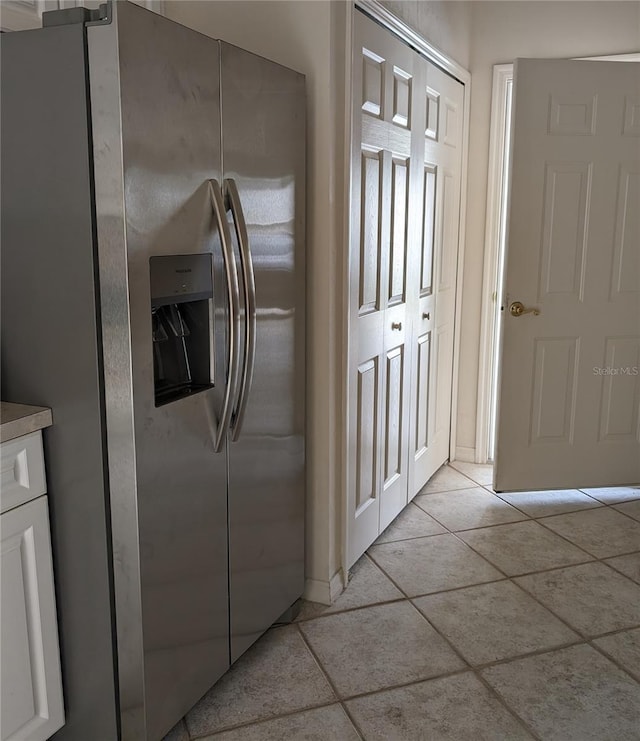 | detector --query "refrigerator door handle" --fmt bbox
[225,178,256,442]
[209,179,241,452]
